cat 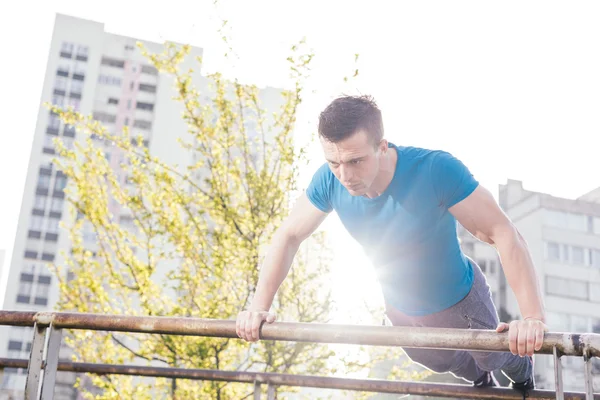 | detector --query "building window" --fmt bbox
[8,341,22,351]
[568,214,586,231]
[72,69,85,81]
[46,232,59,242]
[22,262,38,275]
[546,276,588,300]
[63,125,75,138]
[24,250,37,259]
[44,134,56,151]
[54,175,67,192]
[37,174,50,191]
[141,65,158,76]
[130,81,134,90]
[100,57,125,68]
[544,209,590,232]
[46,217,60,234]
[34,195,46,211]
[82,223,97,243]
[98,75,122,86]
[138,83,157,93]
[76,45,88,62]
[20,272,34,283]
[37,278,51,295]
[545,210,567,228]
[591,283,600,303]
[51,94,65,108]
[488,260,496,274]
[546,242,560,261]
[24,251,37,260]
[16,281,32,304]
[571,246,585,265]
[92,111,117,124]
[477,259,487,273]
[30,215,44,231]
[34,296,48,306]
[594,217,600,235]
[60,42,73,58]
[560,244,570,262]
[124,117,129,126]
[133,119,152,130]
[108,98,119,105]
[67,97,81,111]
[50,197,63,214]
[571,315,589,332]
[49,113,61,128]
[592,249,600,268]
[57,62,69,77]
[127,99,132,109]
[62,136,74,150]
[70,80,83,95]
[55,76,68,91]
[41,253,55,262]
[136,102,154,112]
